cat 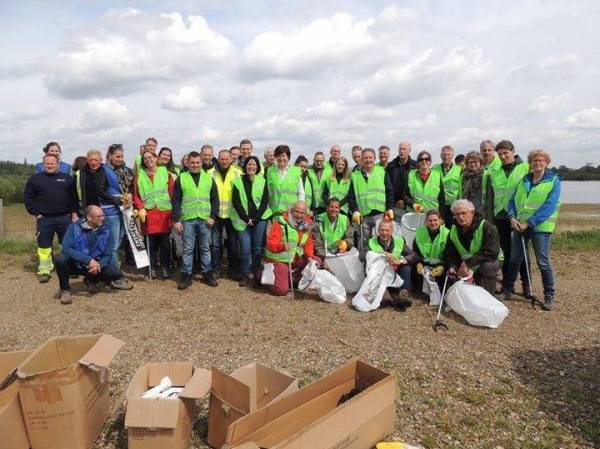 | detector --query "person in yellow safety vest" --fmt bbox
[405,150,445,214]
[266,145,305,214]
[412,209,449,292]
[444,199,501,295]
[312,197,354,259]
[328,144,342,170]
[157,147,179,179]
[172,151,220,290]
[23,154,79,283]
[366,220,416,308]
[294,155,315,211]
[500,149,561,311]
[322,156,351,216]
[133,150,174,280]
[200,144,217,173]
[485,140,531,297]
[231,156,272,287]
[264,201,322,297]
[134,137,157,174]
[459,151,485,213]
[307,151,333,214]
[480,139,501,213]
[434,145,462,226]
[210,149,241,279]
[347,147,395,254]
[378,145,390,168]
[350,145,363,172]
